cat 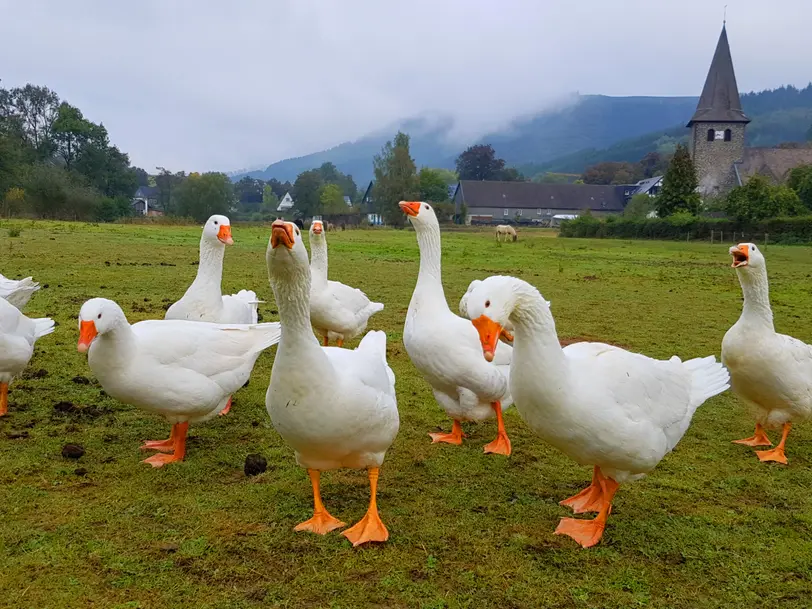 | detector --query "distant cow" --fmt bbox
[294,218,304,230]
[495,224,517,242]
